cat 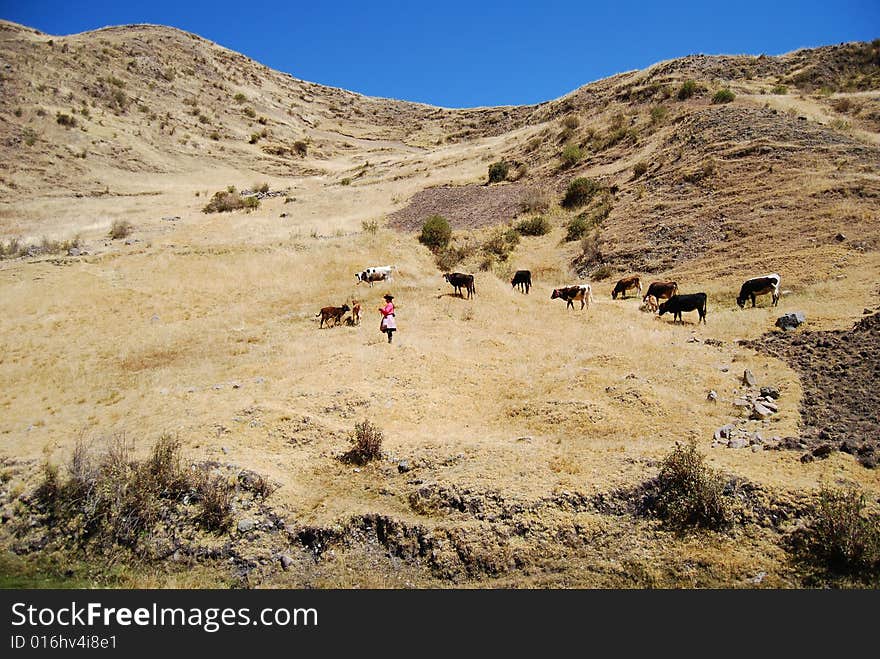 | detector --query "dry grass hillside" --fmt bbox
[1,20,878,588]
